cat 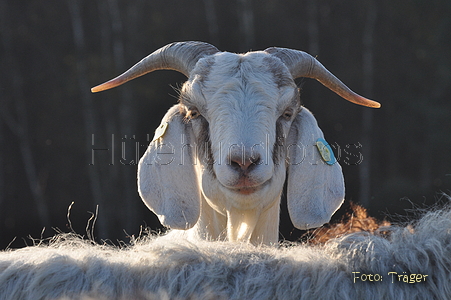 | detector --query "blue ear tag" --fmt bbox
[152,122,169,142]
[316,138,337,165]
